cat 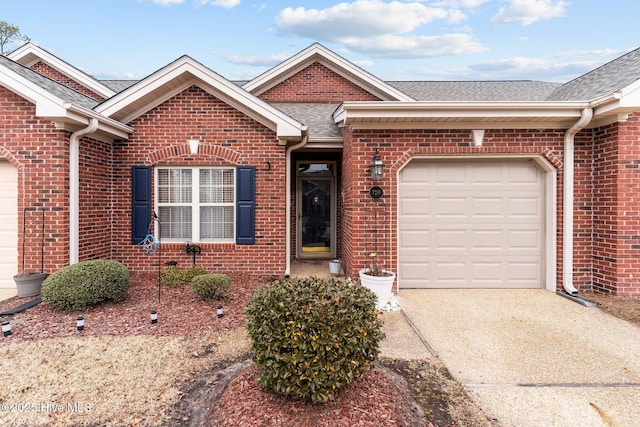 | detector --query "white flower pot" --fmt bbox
[328,259,342,274]
[358,268,395,309]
